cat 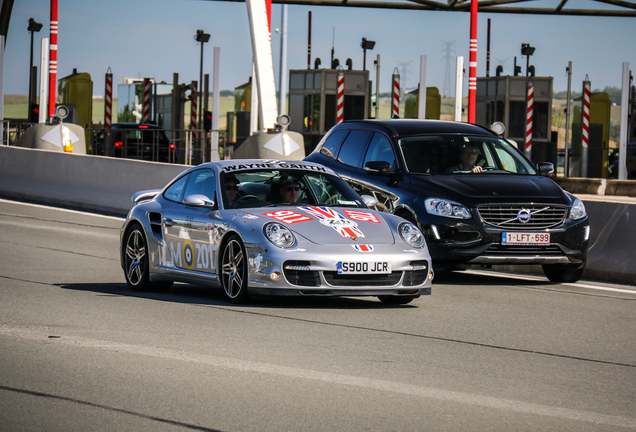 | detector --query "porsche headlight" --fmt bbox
[399,222,425,248]
[569,198,587,220]
[424,198,471,219]
[264,223,295,248]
